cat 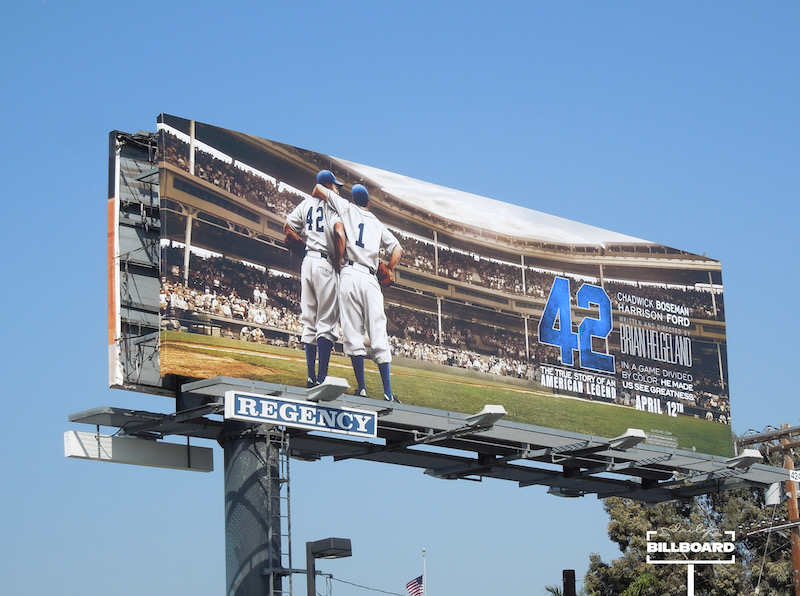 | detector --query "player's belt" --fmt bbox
[345,261,376,275]
[305,250,328,260]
